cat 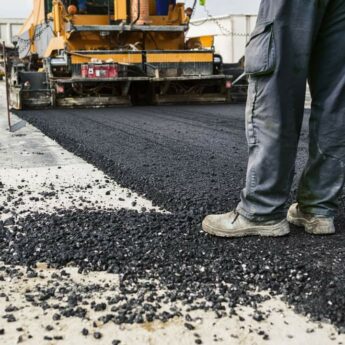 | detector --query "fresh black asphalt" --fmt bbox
[2,104,345,333]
